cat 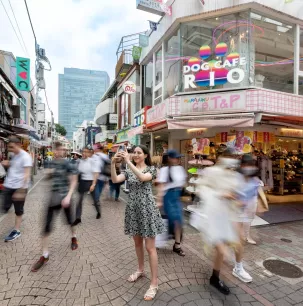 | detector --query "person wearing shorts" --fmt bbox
[31,142,78,272]
[1,136,32,242]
